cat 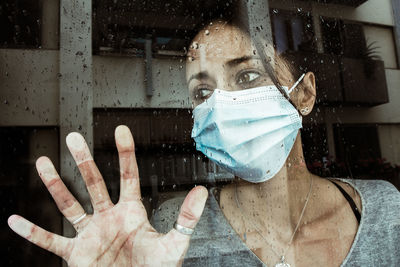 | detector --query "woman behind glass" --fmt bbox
[7,20,400,267]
